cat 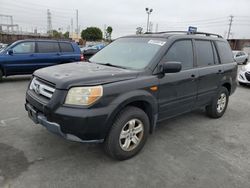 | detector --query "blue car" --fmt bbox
[0,39,82,81]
